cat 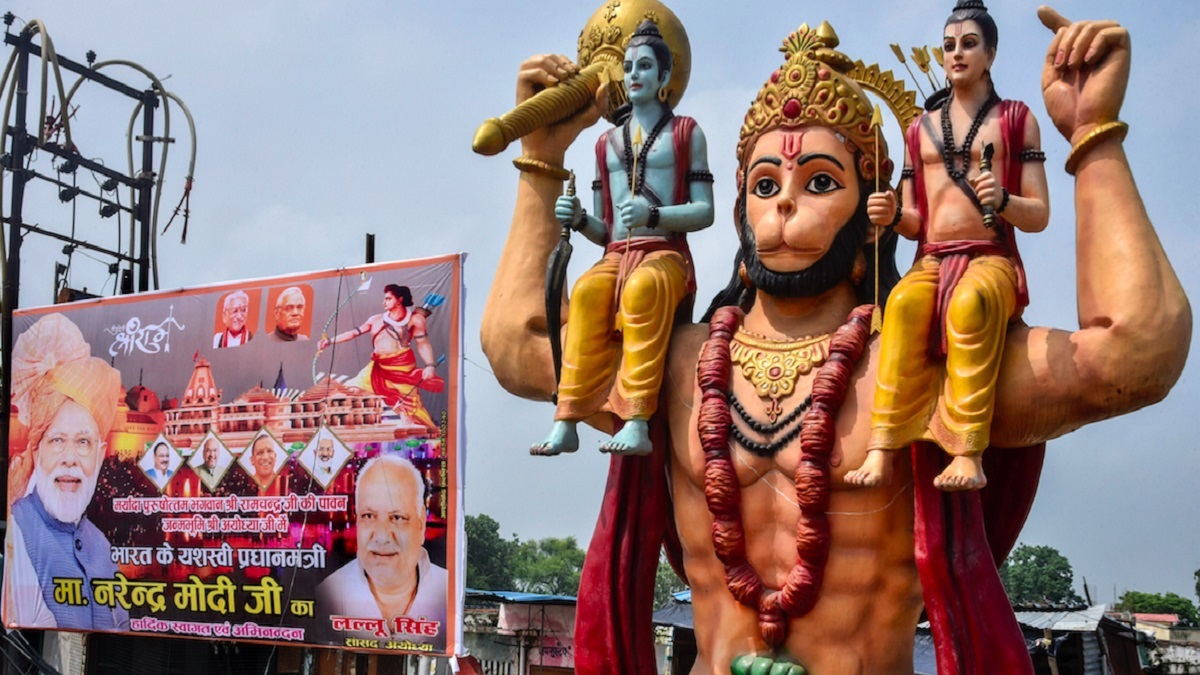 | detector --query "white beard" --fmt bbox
[35,463,99,524]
